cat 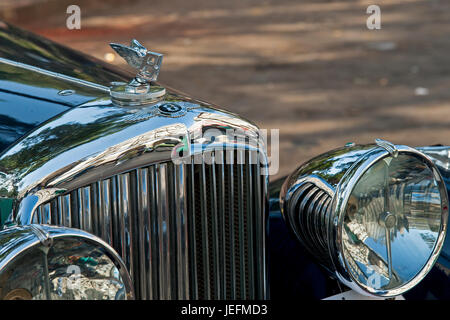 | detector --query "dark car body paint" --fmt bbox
[0,21,130,154]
